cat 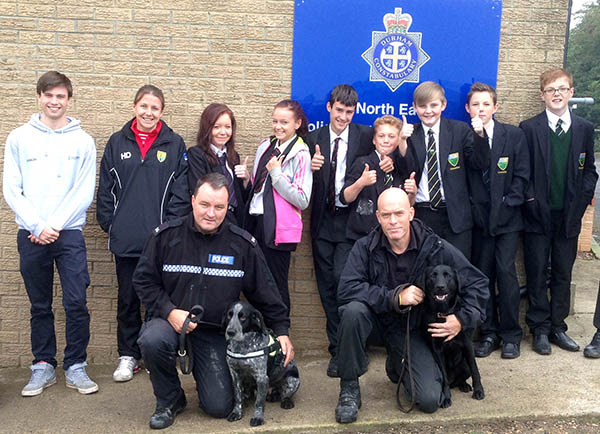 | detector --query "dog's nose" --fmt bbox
[226,329,235,338]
